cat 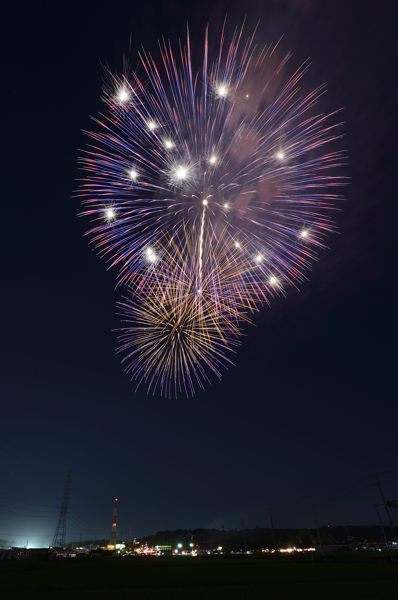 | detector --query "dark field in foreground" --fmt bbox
[1,556,397,599]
